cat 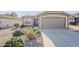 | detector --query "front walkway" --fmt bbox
[24,36,43,47]
[42,29,79,47]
